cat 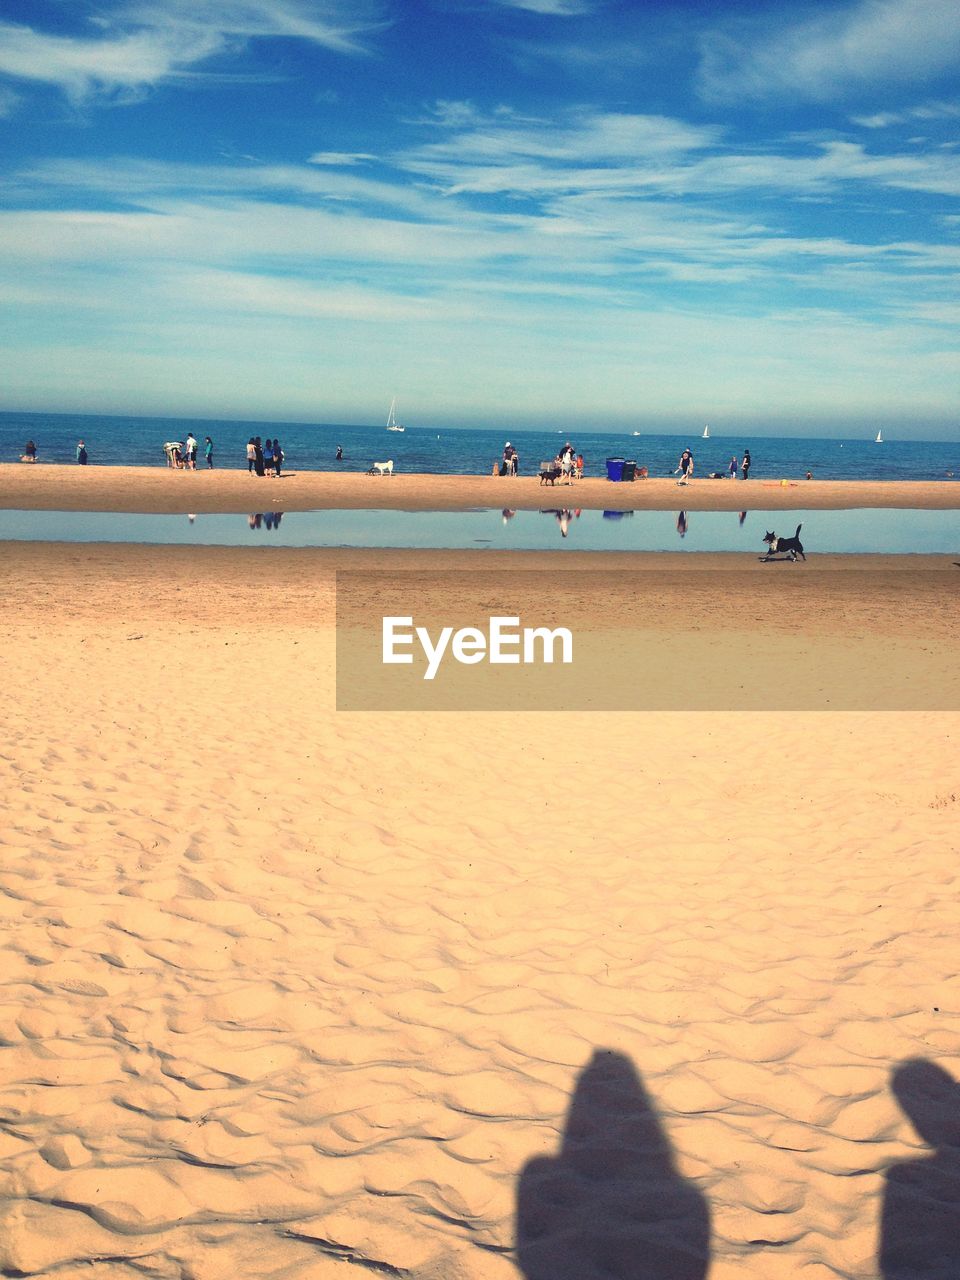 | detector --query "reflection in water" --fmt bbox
[2,506,956,553]
[880,1059,960,1278]
[247,512,285,531]
[677,510,687,538]
[540,508,581,539]
[517,1050,710,1280]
